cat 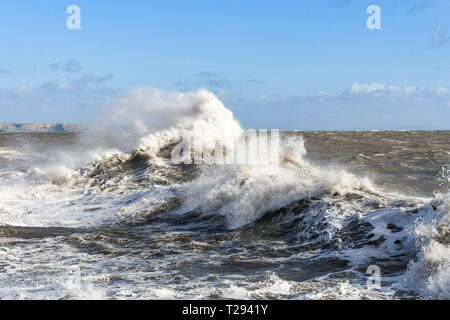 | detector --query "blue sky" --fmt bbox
[0,0,449,130]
